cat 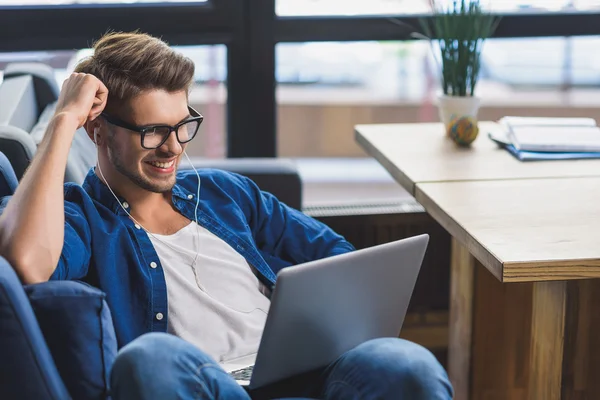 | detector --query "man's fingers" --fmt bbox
[88,78,109,121]
[89,108,101,121]
[97,79,108,96]
[96,80,109,104]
